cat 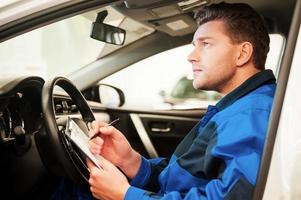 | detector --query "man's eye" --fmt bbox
[203,42,210,47]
